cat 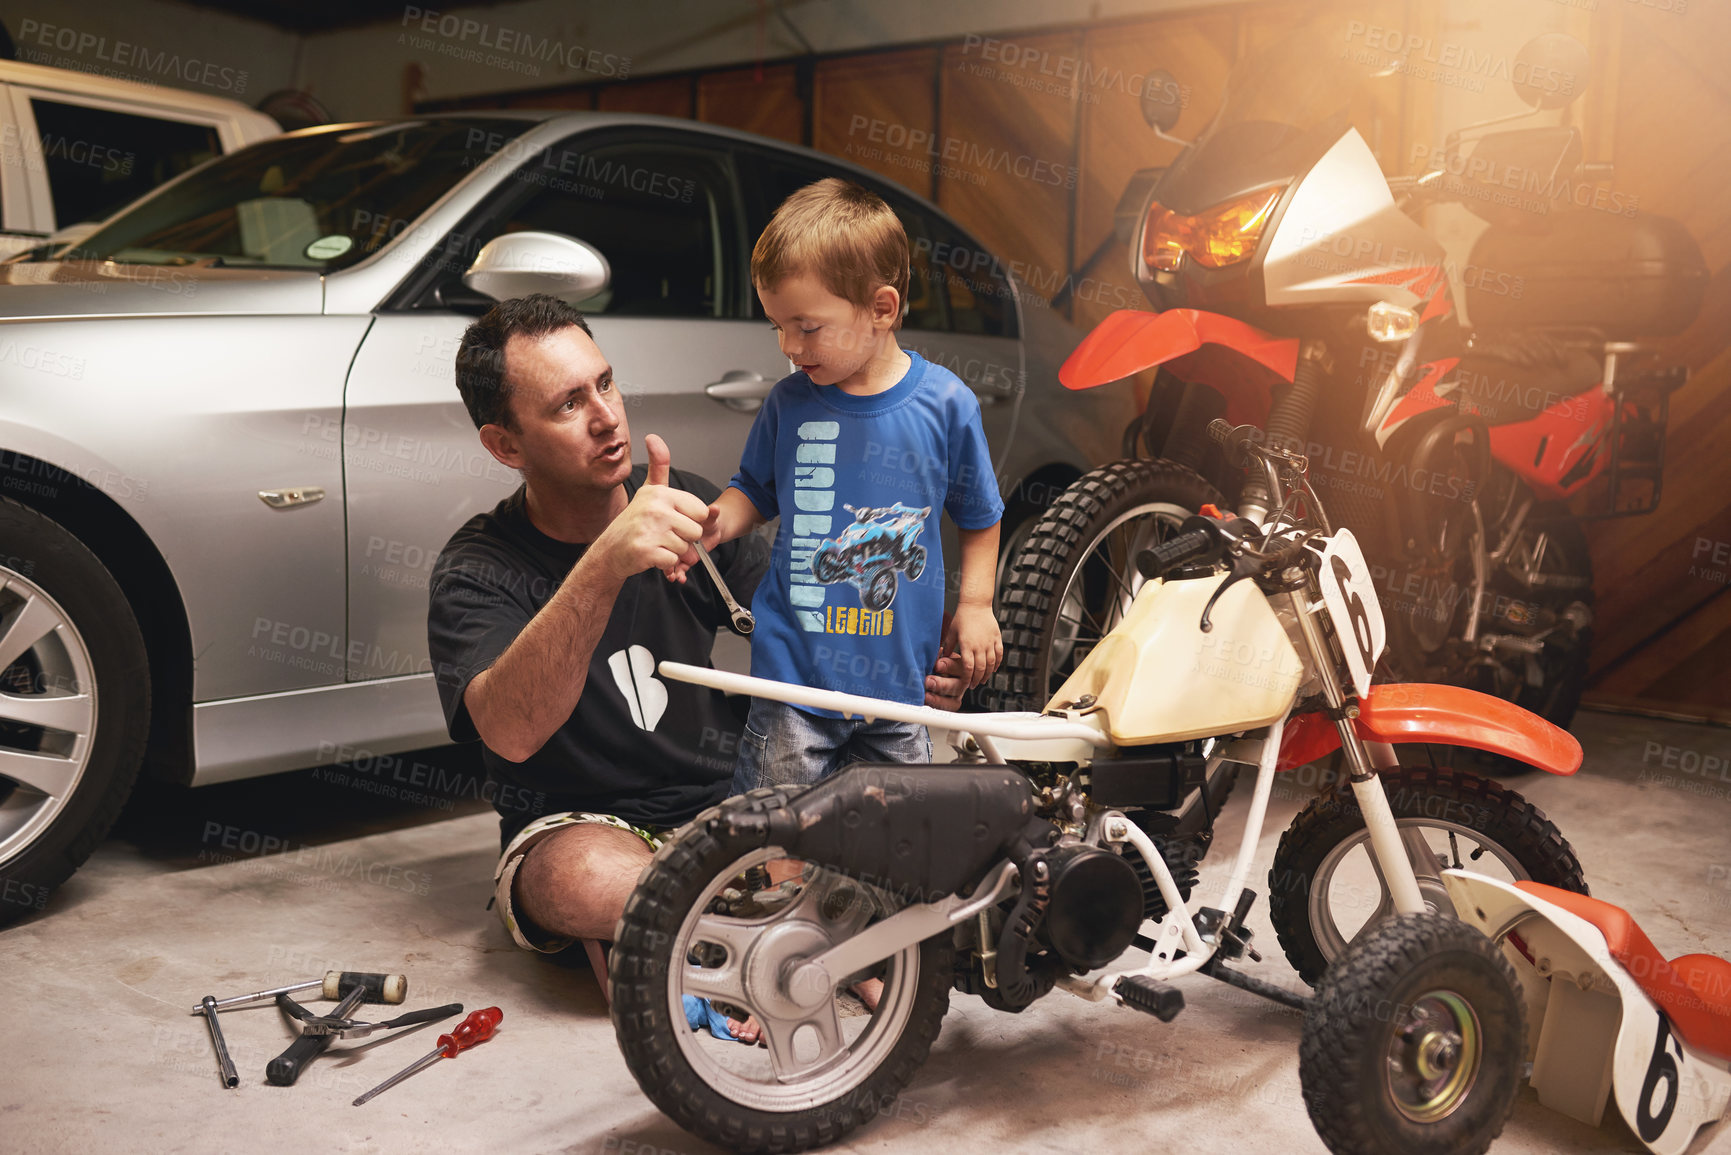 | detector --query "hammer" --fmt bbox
[190,970,407,1016]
